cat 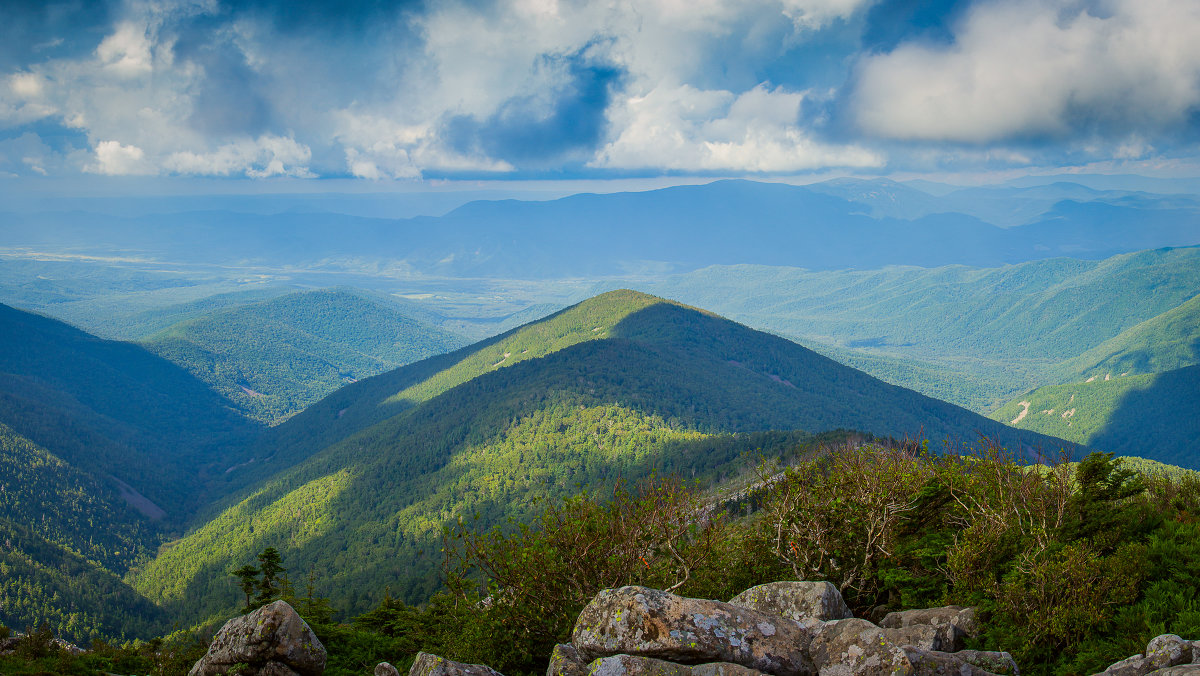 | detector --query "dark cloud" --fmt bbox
[444,48,627,169]
[0,0,113,69]
[172,23,274,138]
